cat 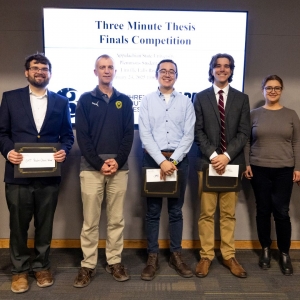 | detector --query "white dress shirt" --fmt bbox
[29,88,47,133]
